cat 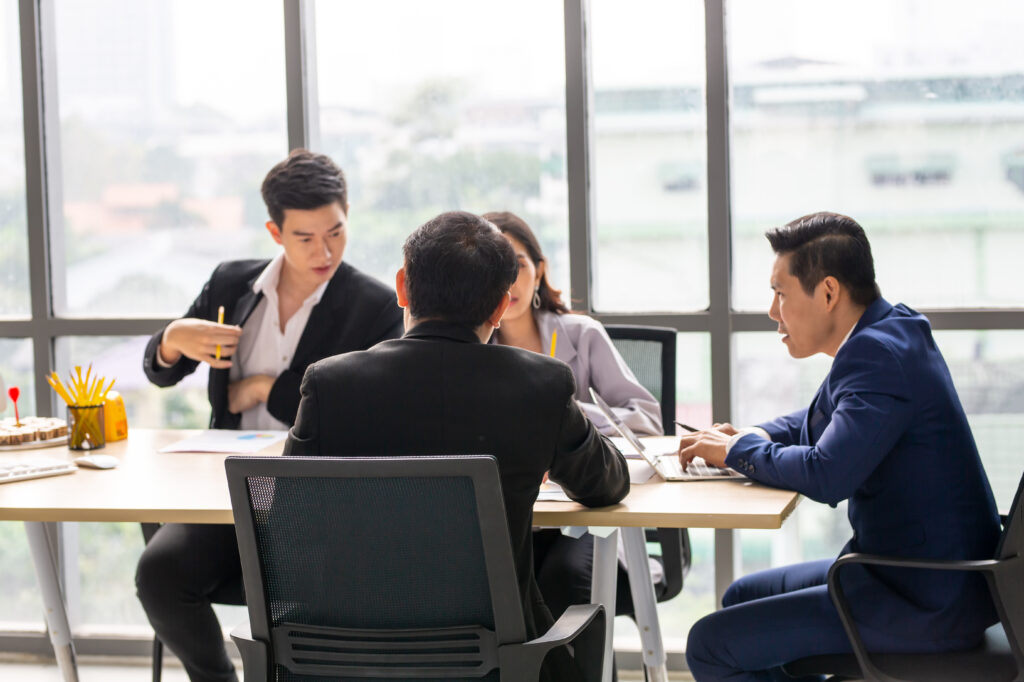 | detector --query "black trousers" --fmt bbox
[532,529,635,618]
[135,523,245,682]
